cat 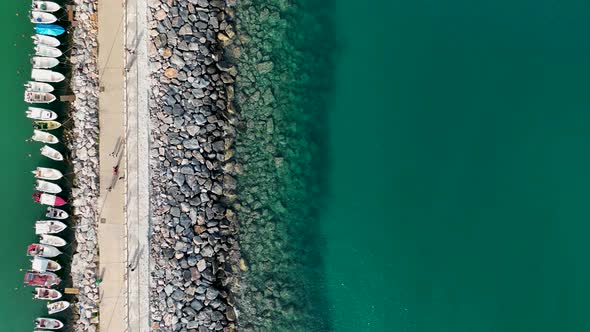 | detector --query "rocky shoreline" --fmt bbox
[66,0,101,331]
[146,0,241,330]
